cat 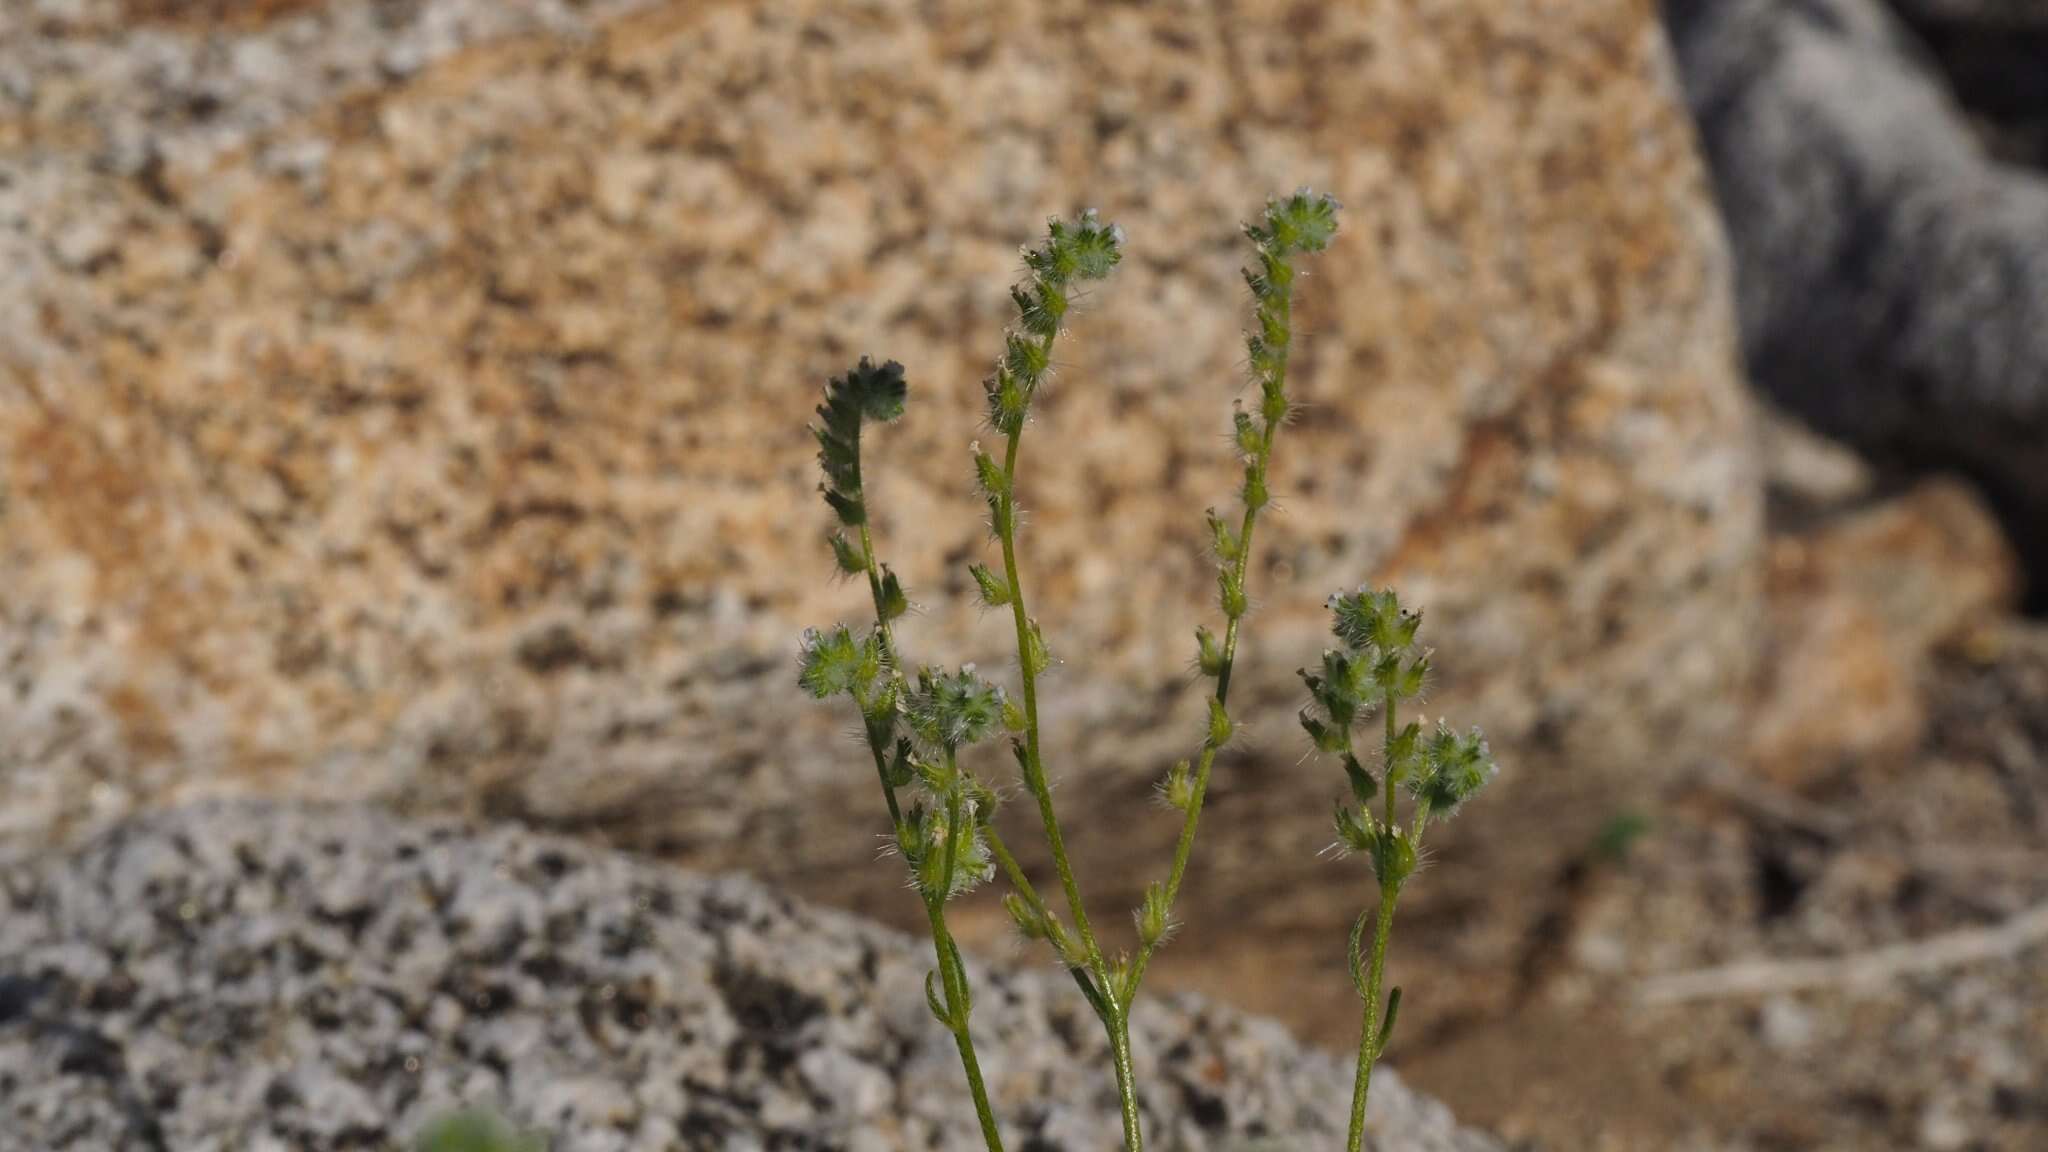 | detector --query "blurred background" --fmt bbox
[0,0,2042,1148]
